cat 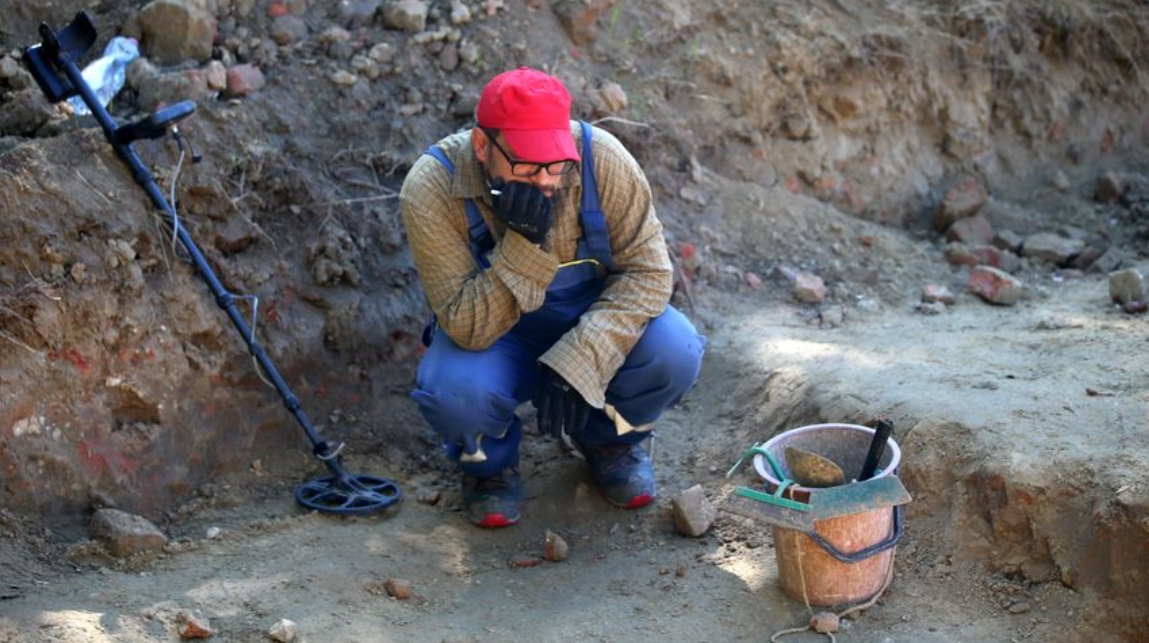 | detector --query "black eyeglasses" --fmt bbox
[484,130,577,177]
